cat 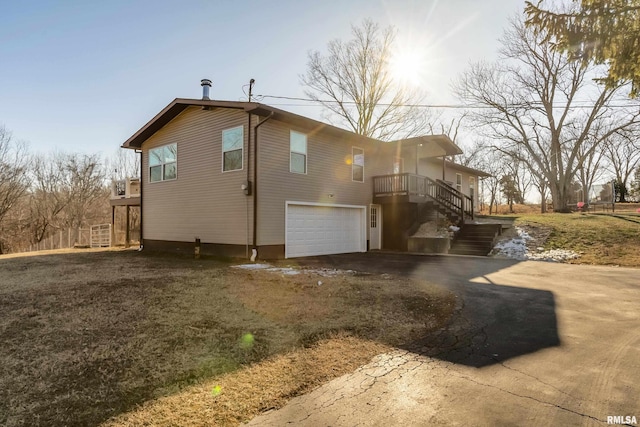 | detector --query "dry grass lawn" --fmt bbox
[103,334,391,426]
[513,212,640,267]
[0,249,454,427]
